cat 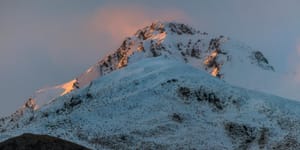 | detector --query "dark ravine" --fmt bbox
[0,133,90,150]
